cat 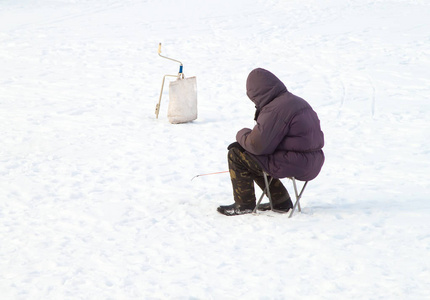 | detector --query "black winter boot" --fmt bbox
[217,203,255,216]
[258,198,293,212]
